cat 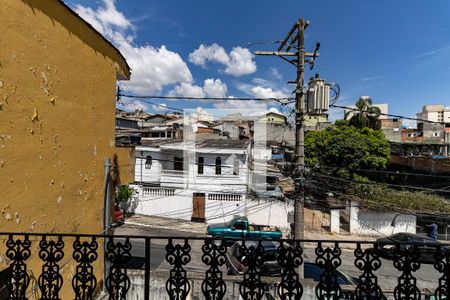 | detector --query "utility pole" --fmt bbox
[256,18,320,279]
[103,158,112,291]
